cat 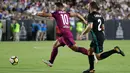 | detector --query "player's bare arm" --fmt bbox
[81,23,93,35]
[36,10,52,17]
[102,24,105,31]
[70,12,88,24]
